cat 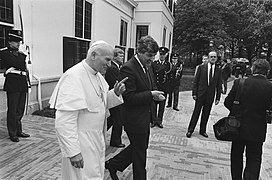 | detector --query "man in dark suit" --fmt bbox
[221,59,232,94]
[166,53,183,111]
[105,48,125,148]
[105,35,164,180]
[186,51,222,138]
[224,59,272,180]
[151,47,171,128]
[0,30,30,142]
